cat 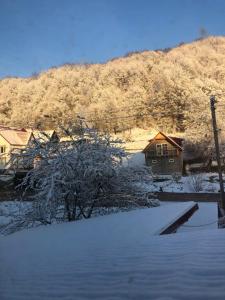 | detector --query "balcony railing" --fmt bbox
[146,149,178,158]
